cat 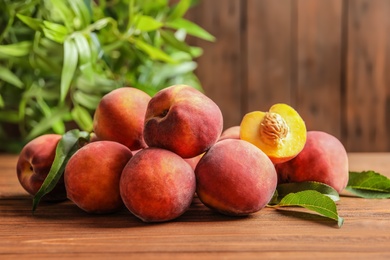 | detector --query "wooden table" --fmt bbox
[1,153,390,259]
